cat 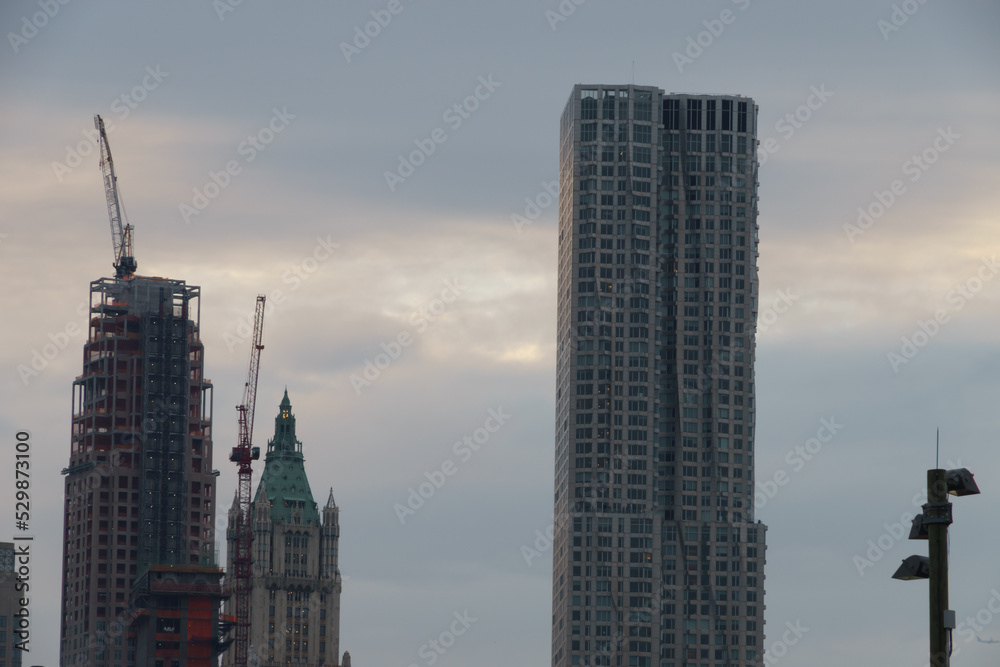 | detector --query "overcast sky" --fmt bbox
[1,1,999,666]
